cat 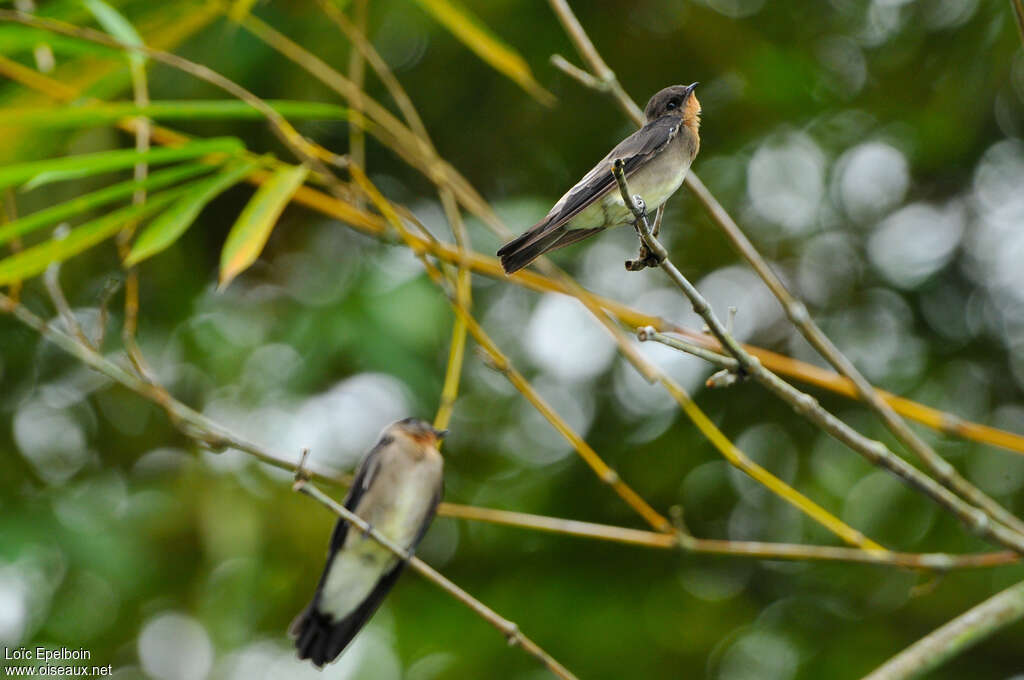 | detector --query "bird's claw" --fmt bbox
[361,522,374,538]
[632,195,647,220]
[625,244,664,271]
